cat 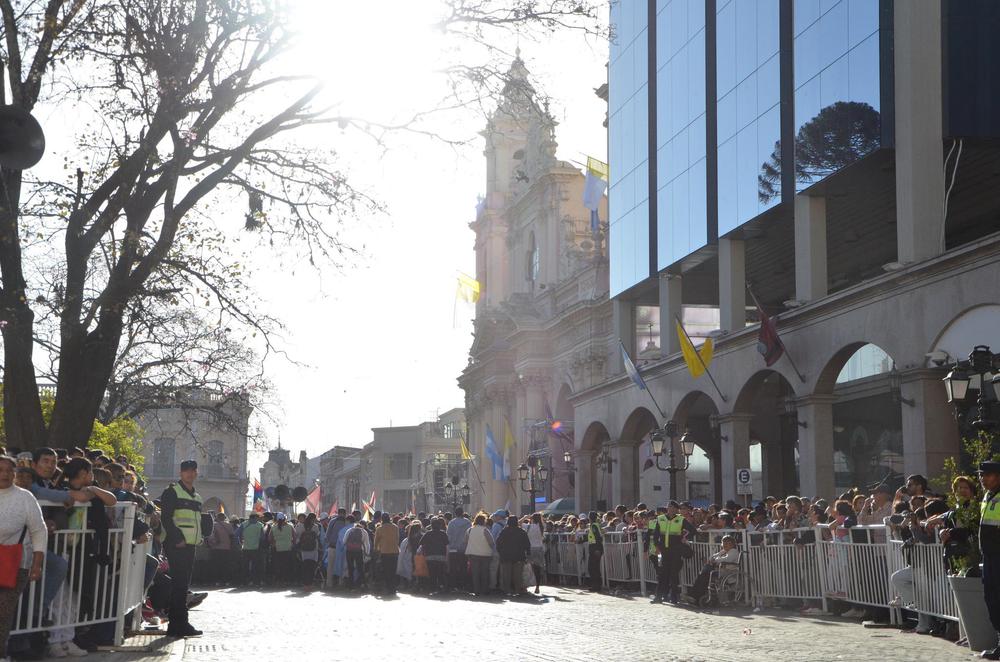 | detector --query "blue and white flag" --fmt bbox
[620,340,648,391]
[485,423,503,480]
